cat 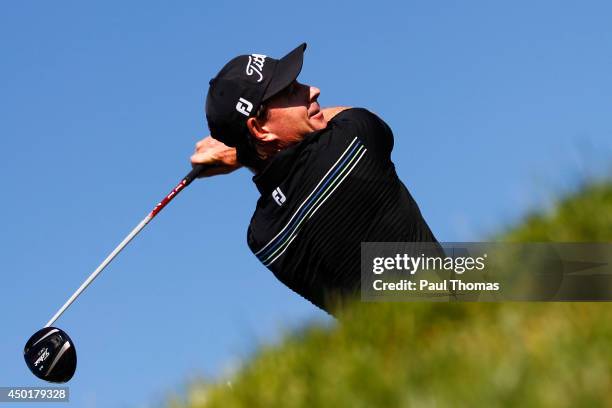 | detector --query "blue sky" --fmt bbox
[1,1,611,407]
